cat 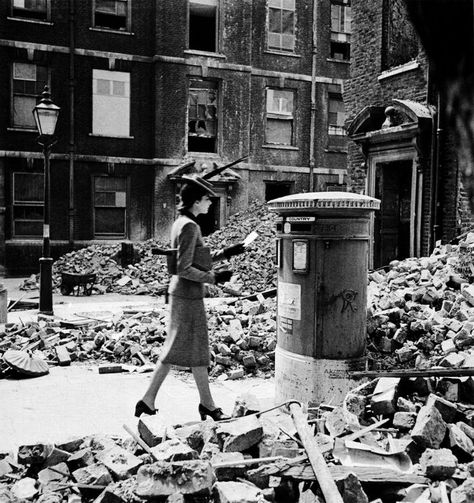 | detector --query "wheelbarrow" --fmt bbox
[60,272,96,296]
